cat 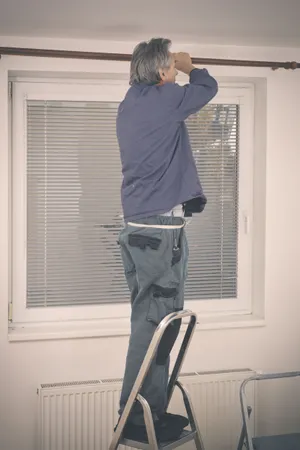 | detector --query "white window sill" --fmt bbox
[8,313,265,342]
